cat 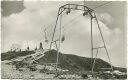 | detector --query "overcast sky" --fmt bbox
[1,1,127,68]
